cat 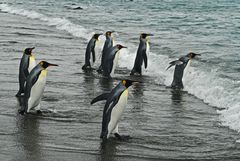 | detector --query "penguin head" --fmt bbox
[93,33,102,40]
[24,47,35,55]
[187,52,201,59]
[105,31,114,37]
[140,33,154,39]
[39,61,58,69]
[121,79,138,88]
[116,44,127,50]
